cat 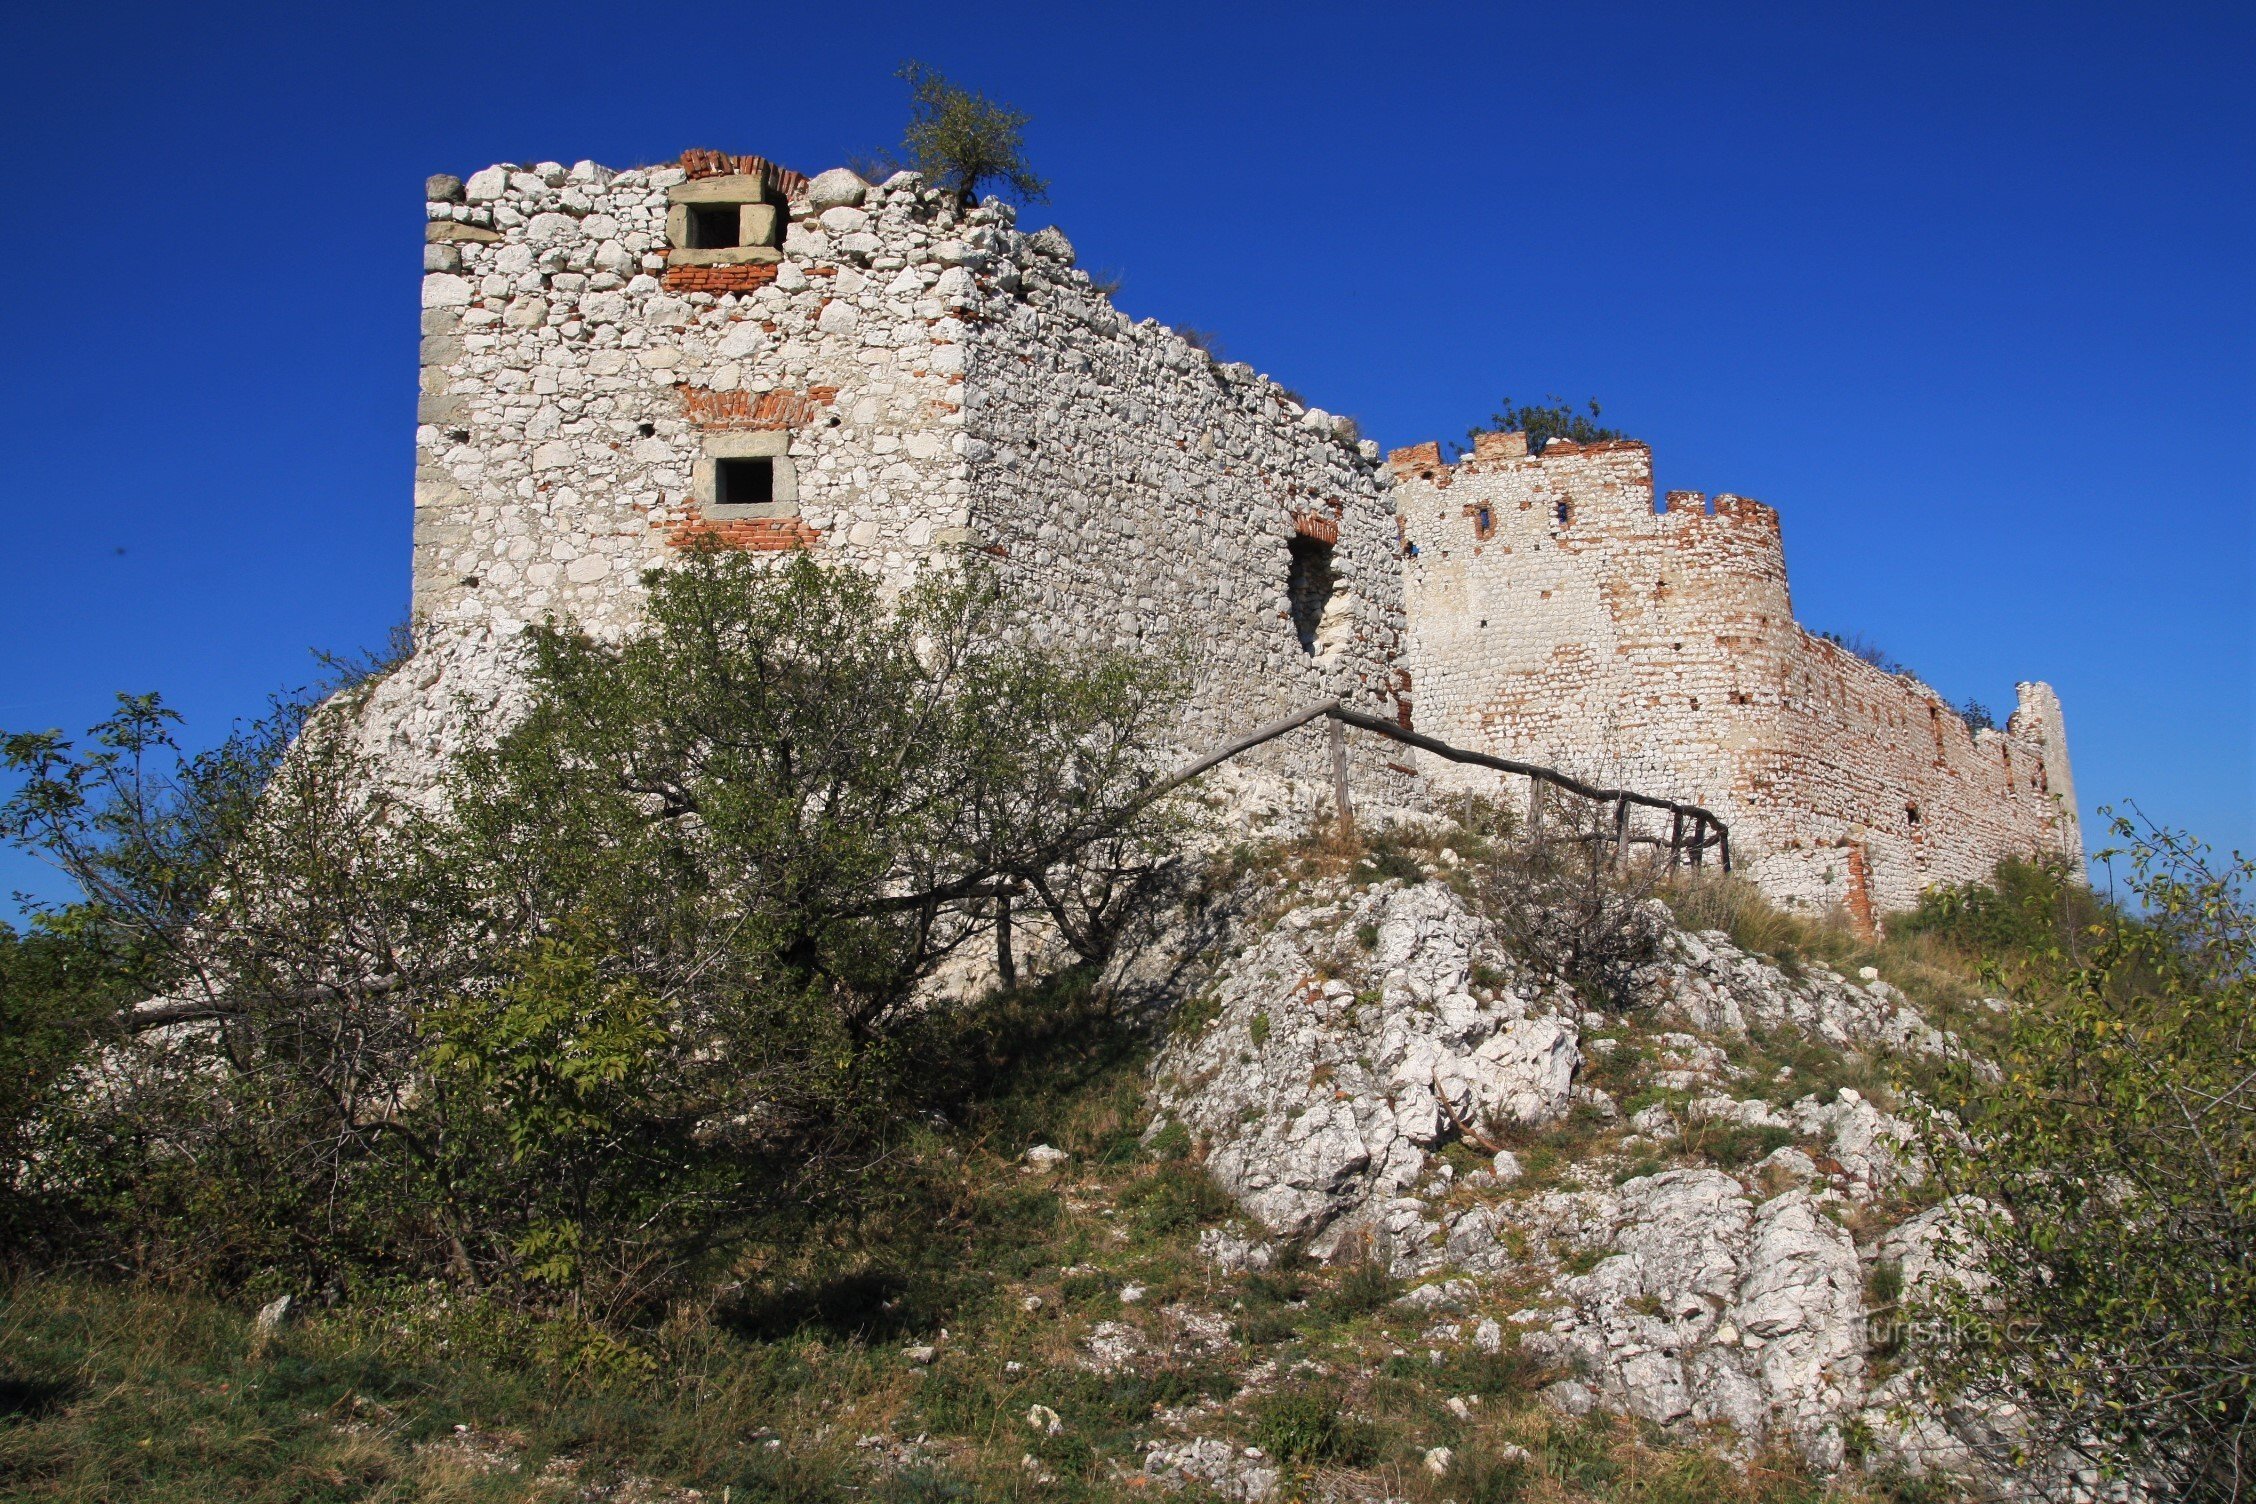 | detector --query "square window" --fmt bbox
[714,457,774,508]
[685,202,742,249]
